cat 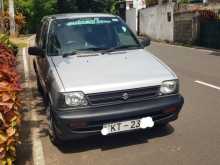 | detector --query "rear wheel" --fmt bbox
[33,61,43,93]
[36,76,43,94]
[36,74,49,104]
